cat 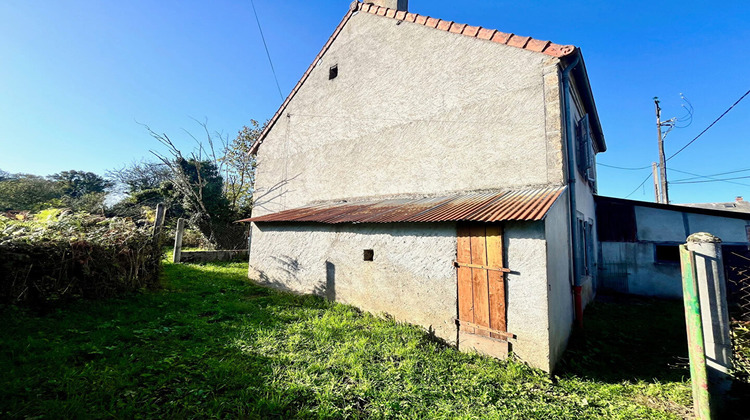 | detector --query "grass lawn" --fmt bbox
[0,260,694,419]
